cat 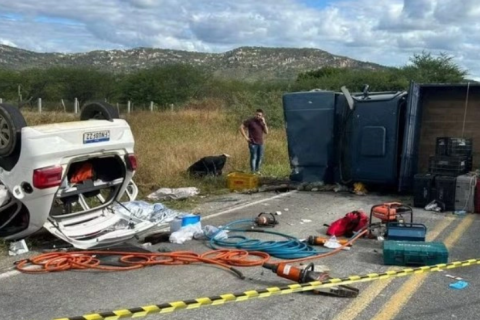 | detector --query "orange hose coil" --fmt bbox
[15,229,368,273]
